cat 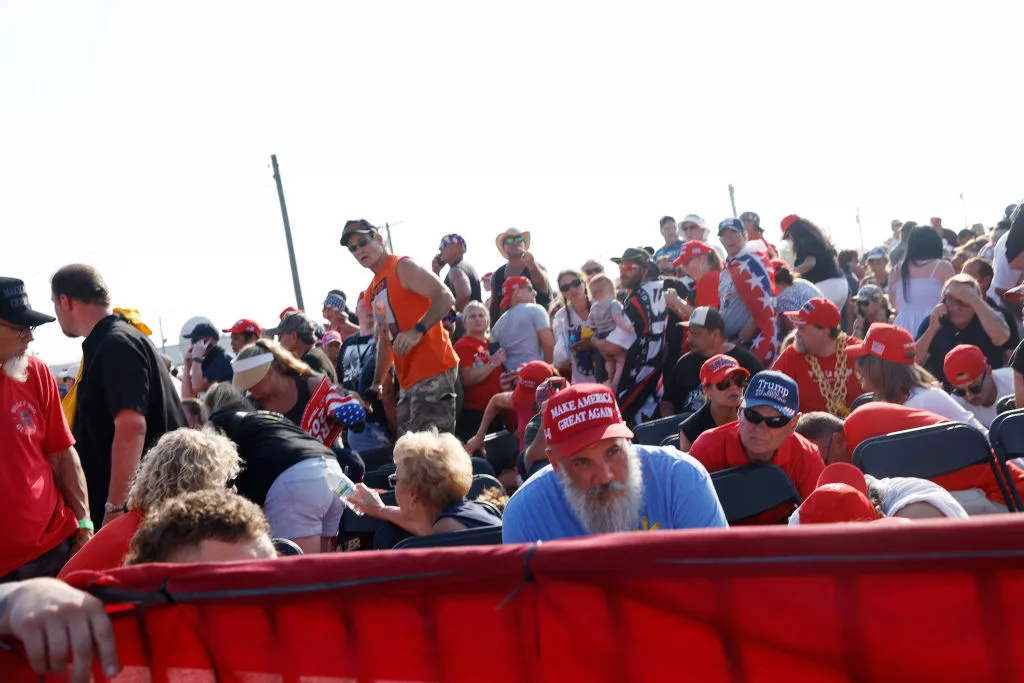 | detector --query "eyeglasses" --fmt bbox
[682,224,703,232]
[952,368,988,397]
[387,472,399,487]
[0,320,35,340]
[856,300,872,308]
[710,375,747,391]
[559,278,583,293]
[583,267,603,276]
[503,236,525,246]
[347,237,371,253]
[618,263,640,273]
[742,407,791,429]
